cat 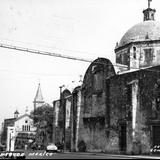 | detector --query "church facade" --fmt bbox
[1,83,44,151]
[2,110,36,151]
